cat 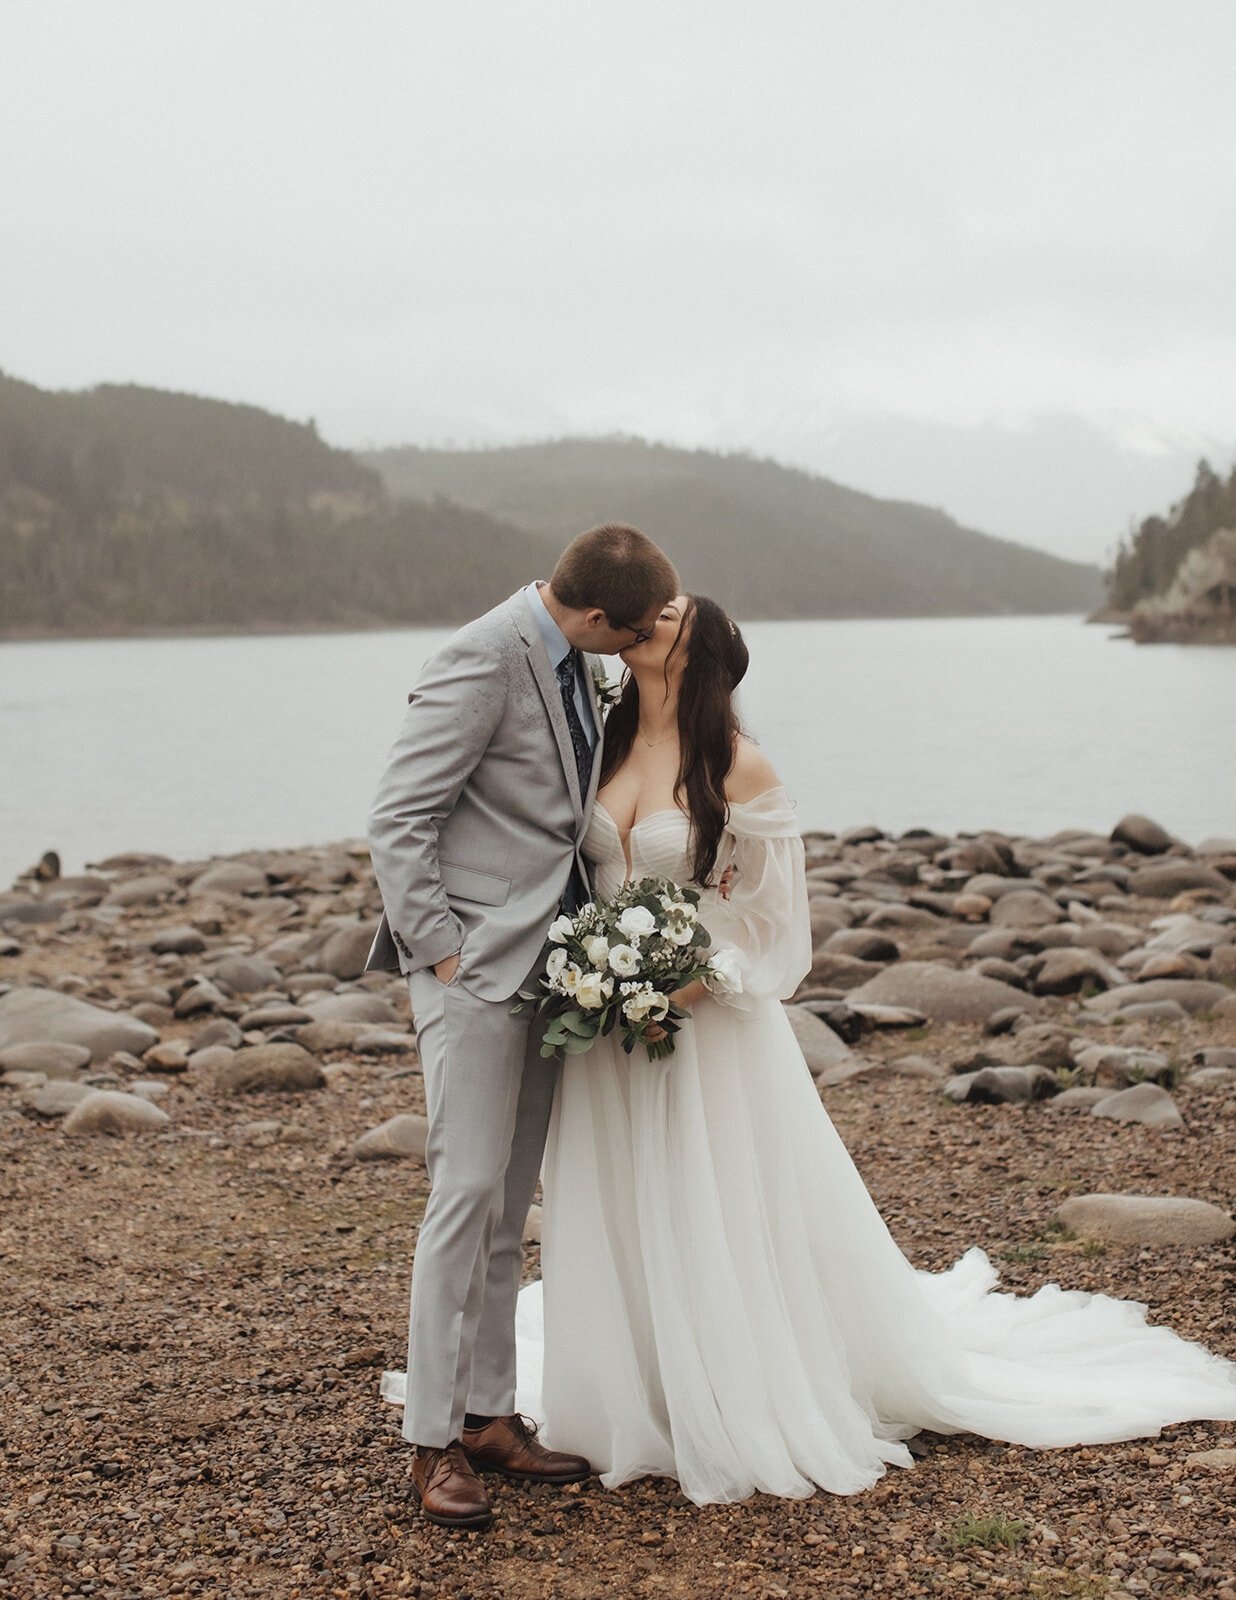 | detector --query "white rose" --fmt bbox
[617,904,657,939]
[584,935,610,969]
[622,989,655,1023]
[546,948,569,982]
[574,971,608,1010]
[660,922,693,947]
[705,946,743,995]
[559,962,583,995]
[607,943,641,977]
[547,914,574,945]
[665,899,696,922]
